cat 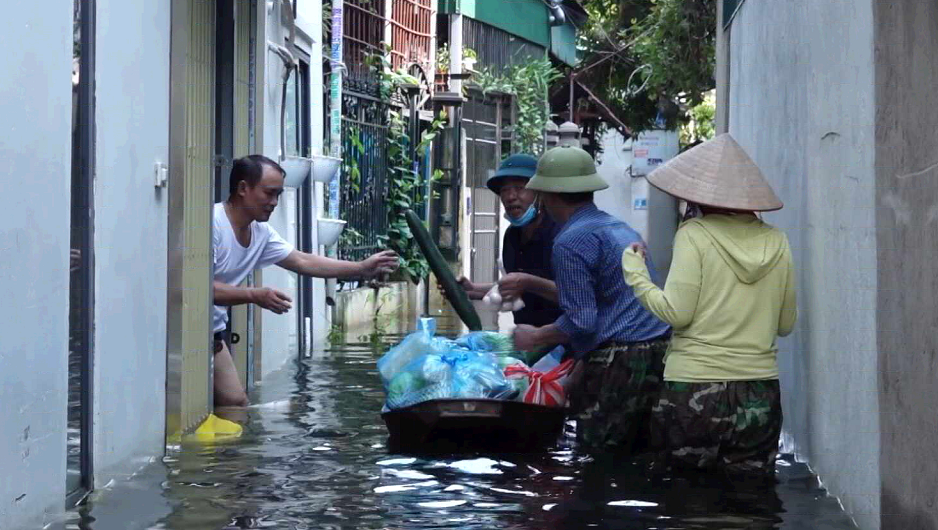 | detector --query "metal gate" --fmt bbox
[464,90,511,286]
